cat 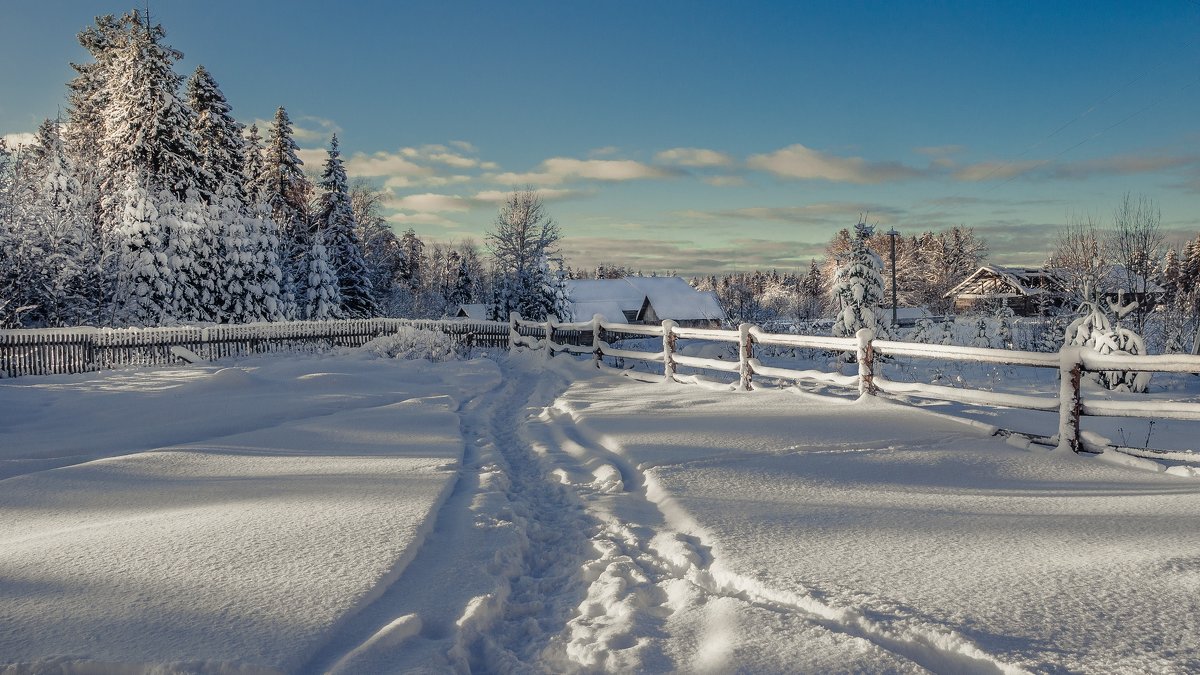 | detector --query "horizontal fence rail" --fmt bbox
[9,312,1200,461]
[0,318,539,378]
[511,313,1200,459]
